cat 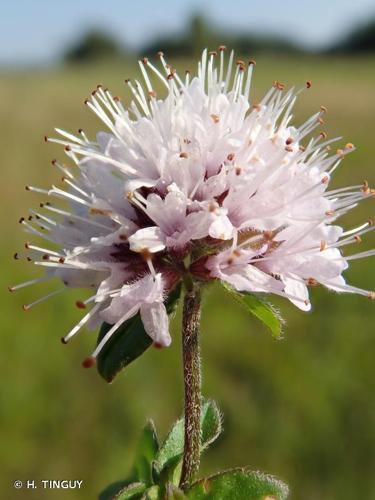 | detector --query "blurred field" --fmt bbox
[1,54,374,500]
